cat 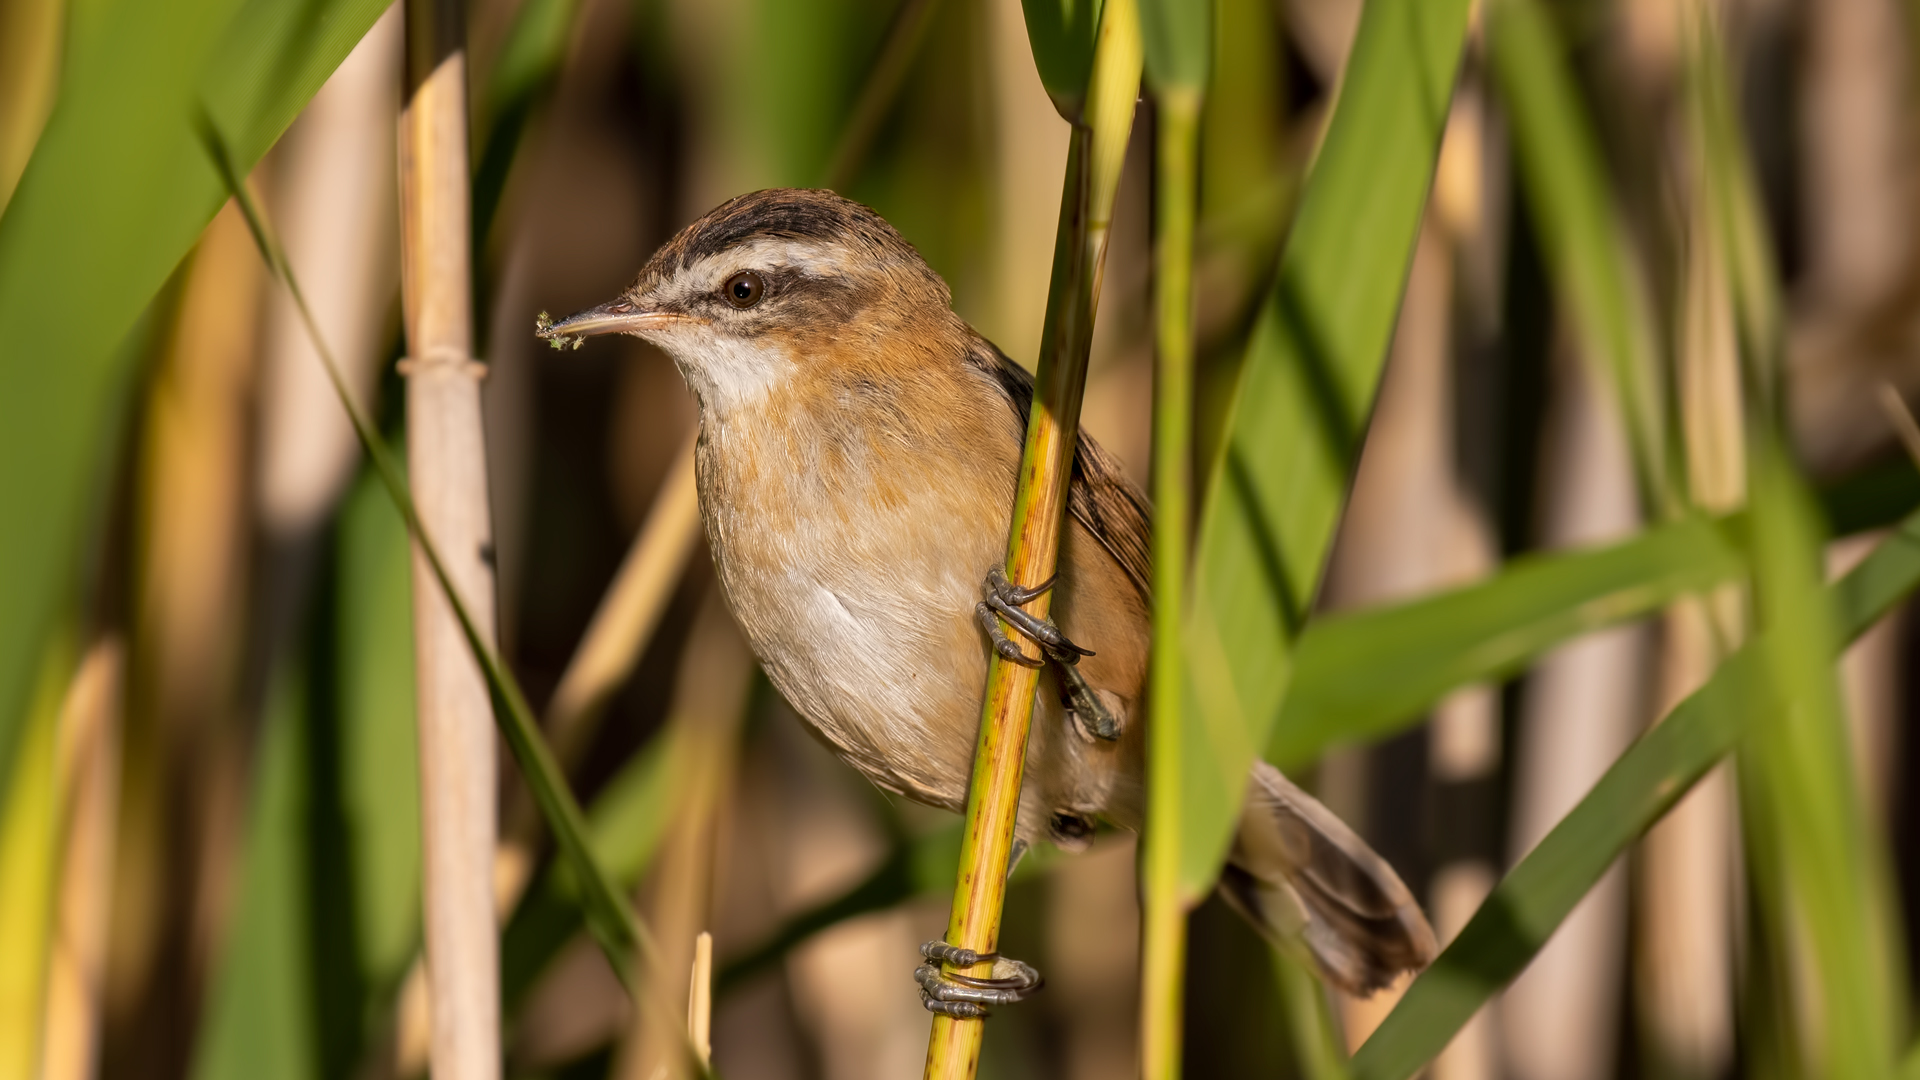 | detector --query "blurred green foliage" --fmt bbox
[192,469,419,1080]
[0,0,390,820]
[5,0,1920,1077]
[1184,0,1472,894]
